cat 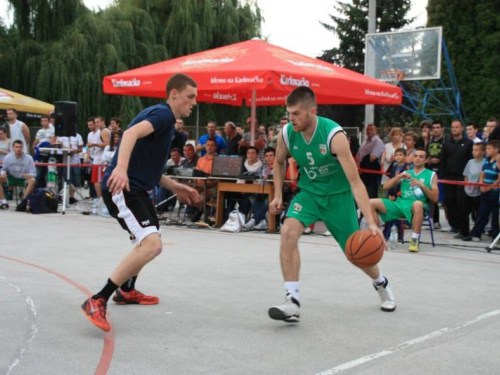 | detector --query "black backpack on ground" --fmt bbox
[16,189,58,214]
